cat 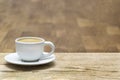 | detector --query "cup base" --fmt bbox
[21,59,39,62]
